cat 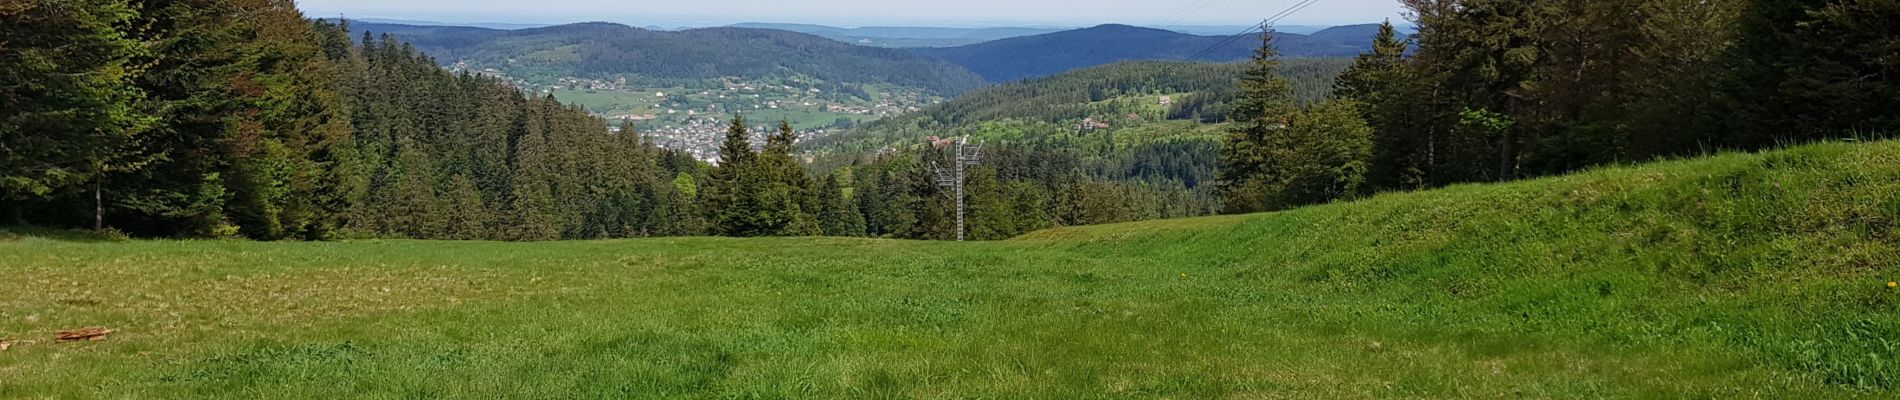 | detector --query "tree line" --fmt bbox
[1217,0,1897,213]
[711,116,1221,240]
[1,0,702,240]
[819,60,1345,151]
